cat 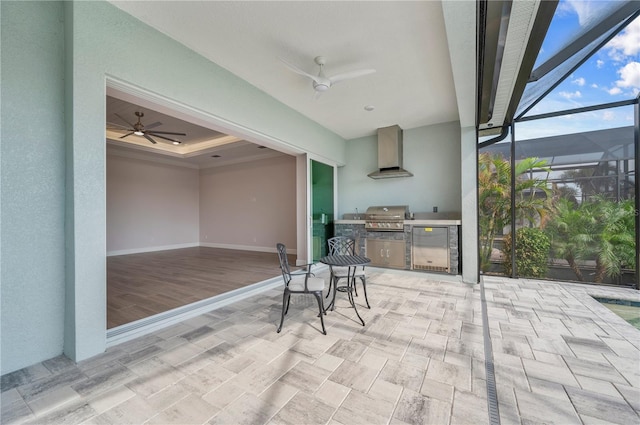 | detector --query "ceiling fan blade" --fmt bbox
[143,134,157,144]
[149,133,181,143]
[120,132,134,139]
[329,68,376,84]
[114,113,136,128]
[279,57,322,84]
[146,130,187,136]
[107,121,132,131]
[144,121,162,130]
